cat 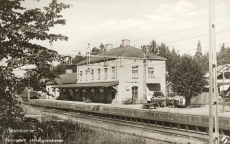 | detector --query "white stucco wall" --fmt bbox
[77,58,166,104]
